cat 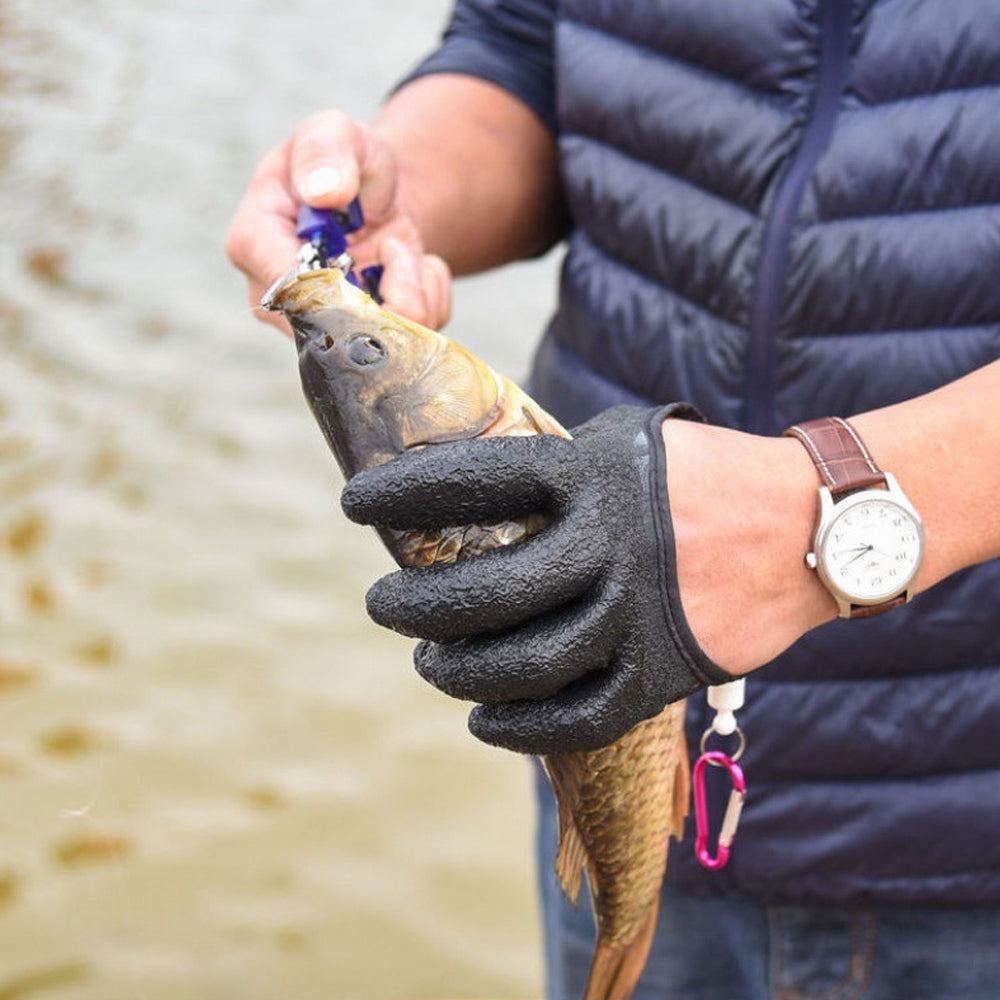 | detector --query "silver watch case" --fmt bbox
[805,472,925,618]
